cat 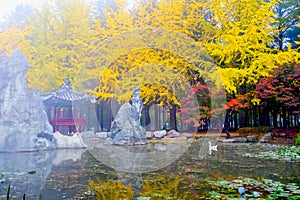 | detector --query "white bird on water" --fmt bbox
[208,141,218,155]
